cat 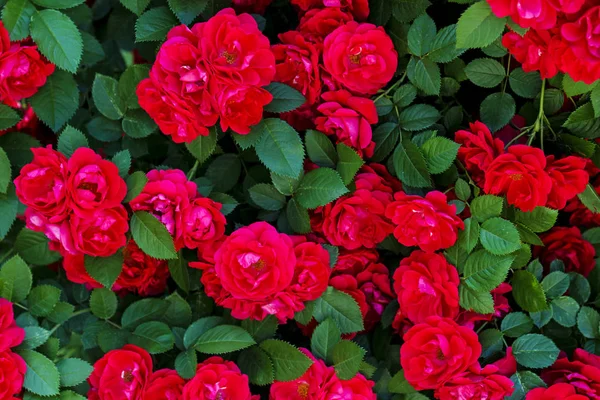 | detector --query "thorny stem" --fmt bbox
[529,79,547,148]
